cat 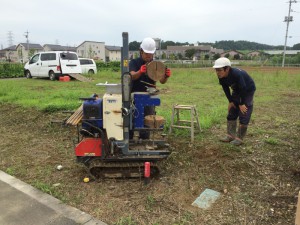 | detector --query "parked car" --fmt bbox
[24,51,82,80]
[79,58,97,74]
